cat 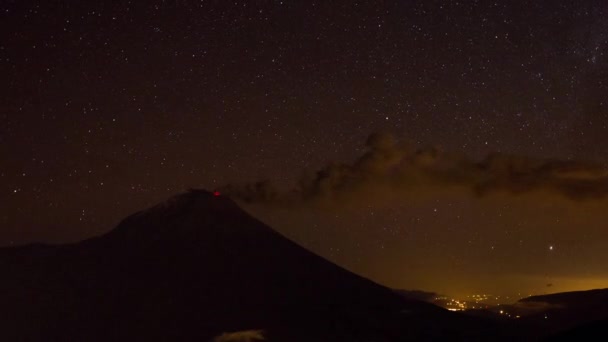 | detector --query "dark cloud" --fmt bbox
[220,133,608,206]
